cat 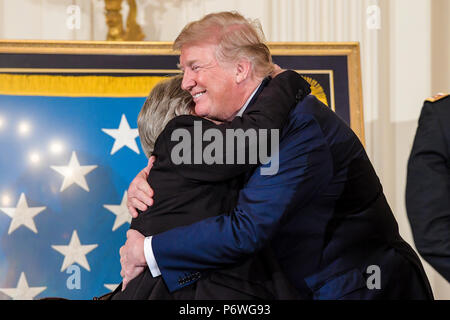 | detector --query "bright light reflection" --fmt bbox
[18,121,31,136]
[29,151,41,164]
[49,140,64,154]
[1,193,11,206]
